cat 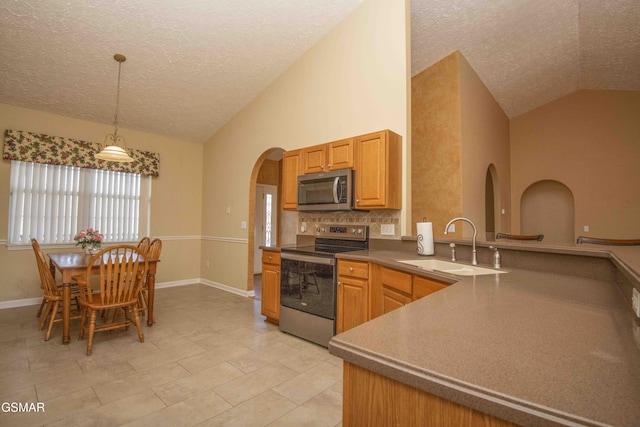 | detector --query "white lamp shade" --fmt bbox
[95,145,134,162]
